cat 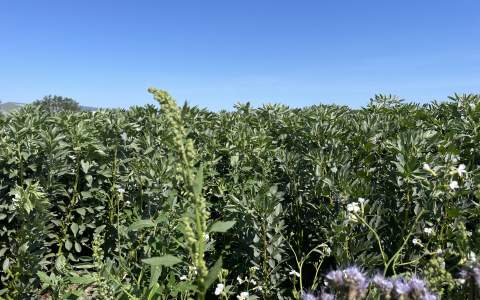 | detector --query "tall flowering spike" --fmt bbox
[148,87,209,299]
